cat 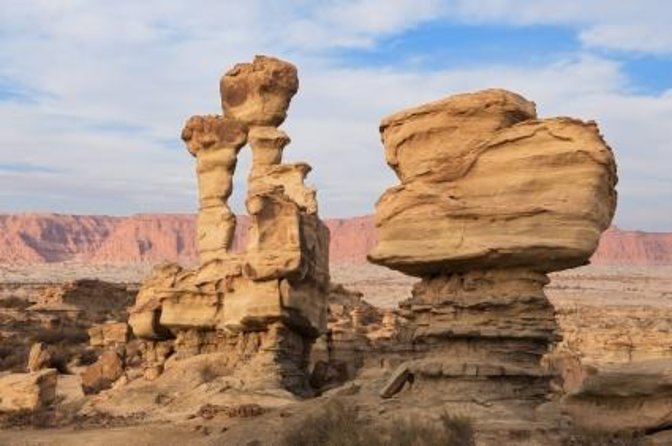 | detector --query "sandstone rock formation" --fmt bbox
[0,369,57,411]
[128,55,329,395]
[80,349,124,395]
[27,342,52,373]
[369,89,617,275]
[368,89,617,432]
